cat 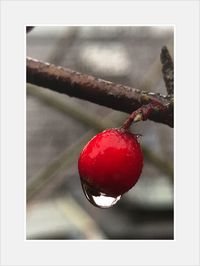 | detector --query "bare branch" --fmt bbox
[26,57,174,127]
[160,46,174,95]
